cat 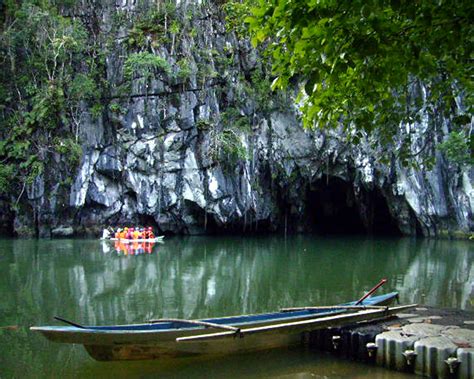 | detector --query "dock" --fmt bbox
[307,306,474,378]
